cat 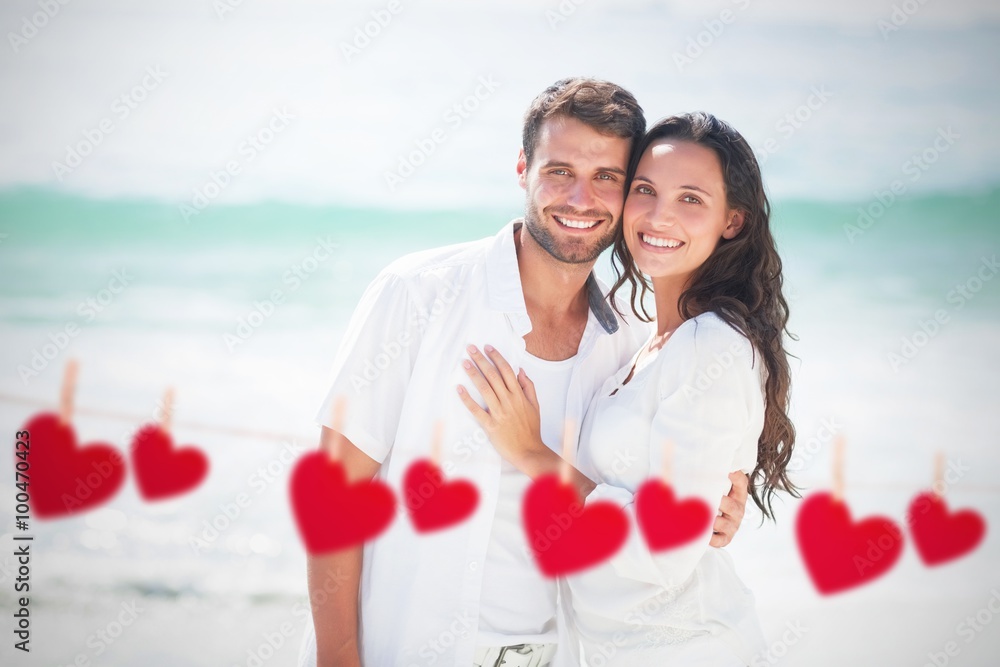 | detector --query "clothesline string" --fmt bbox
[0,392,314,444]
[1,392,998,493]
